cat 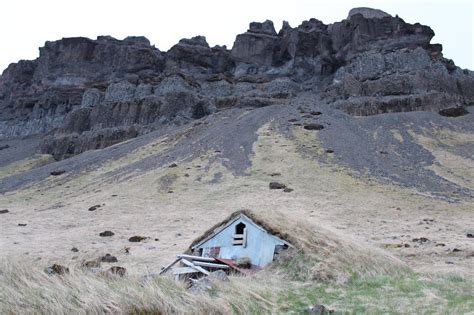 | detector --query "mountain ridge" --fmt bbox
[0,7,472,160]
